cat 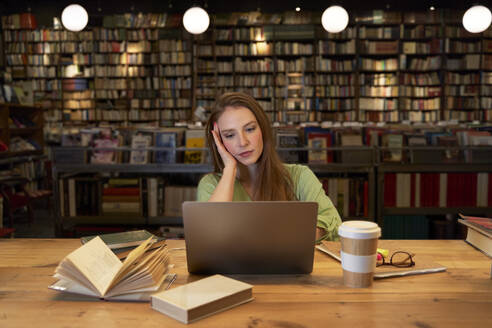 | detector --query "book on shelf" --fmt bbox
[147,177,165,217]
[458,214,492,258]
[437,135,460,163]
[154,131,178,164]
[320,177,368,218]
[80,230,158,250]
[381,133,404,162]
[90,128,121,164]
[151,274,253,324]
[383,172,492,208]
[49,235,171,301]
[275,127,300,163]
[339,132,367,164]
[164,185,197,217]
[102,178,141,216]
[130,132,153,164]
[183,128,206,164]
[317,240,446,279]
[307,132,333,164]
